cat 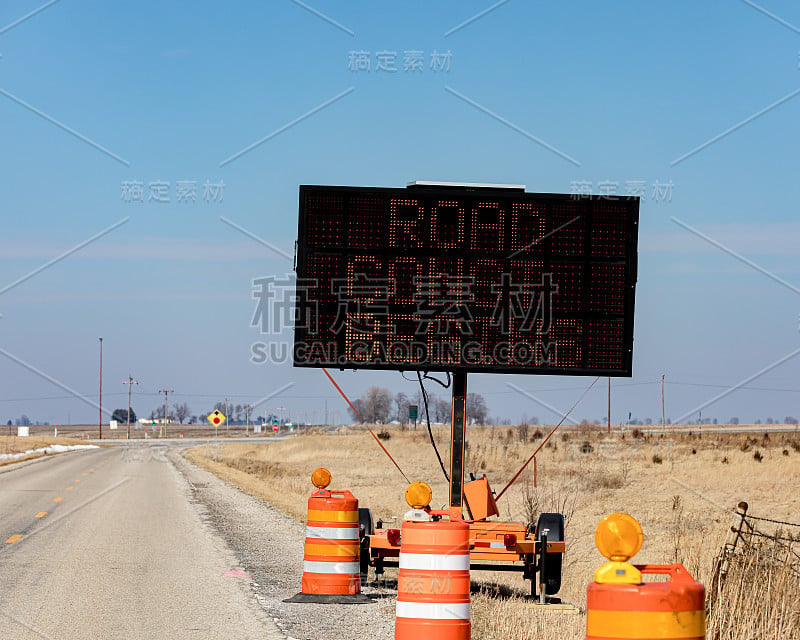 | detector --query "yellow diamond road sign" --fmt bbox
[207,410,226,427]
